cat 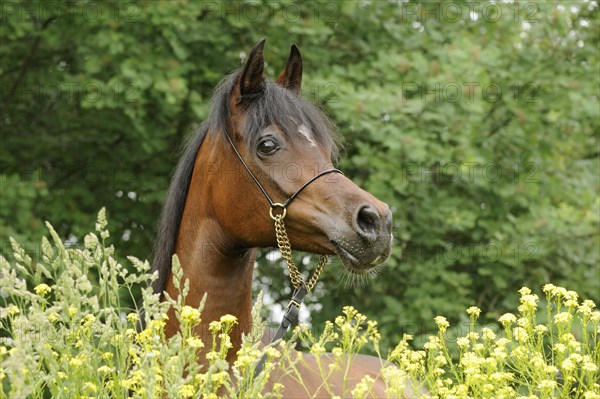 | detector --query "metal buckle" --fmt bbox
[287,299,301,309]
[269,203,287,220]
